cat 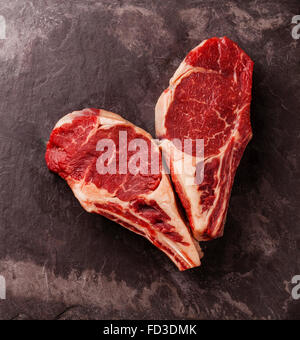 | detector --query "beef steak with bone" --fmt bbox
[156,36,253,241]
[45,108,202,270]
